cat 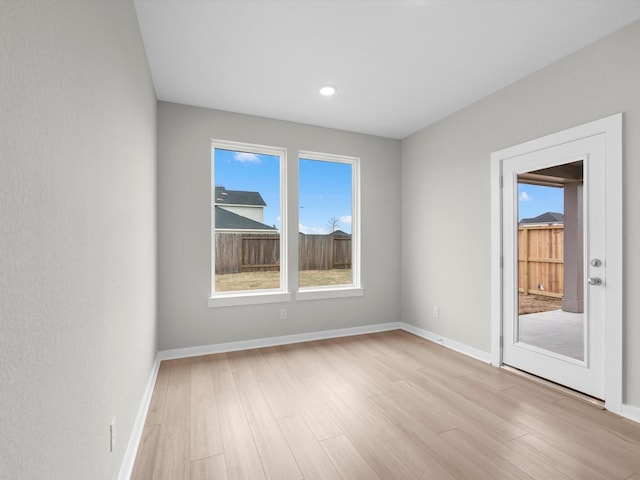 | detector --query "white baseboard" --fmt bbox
[118,354,161,480]
[400,322,491,364]
[158,322,402,360]
[621,404,640,424]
